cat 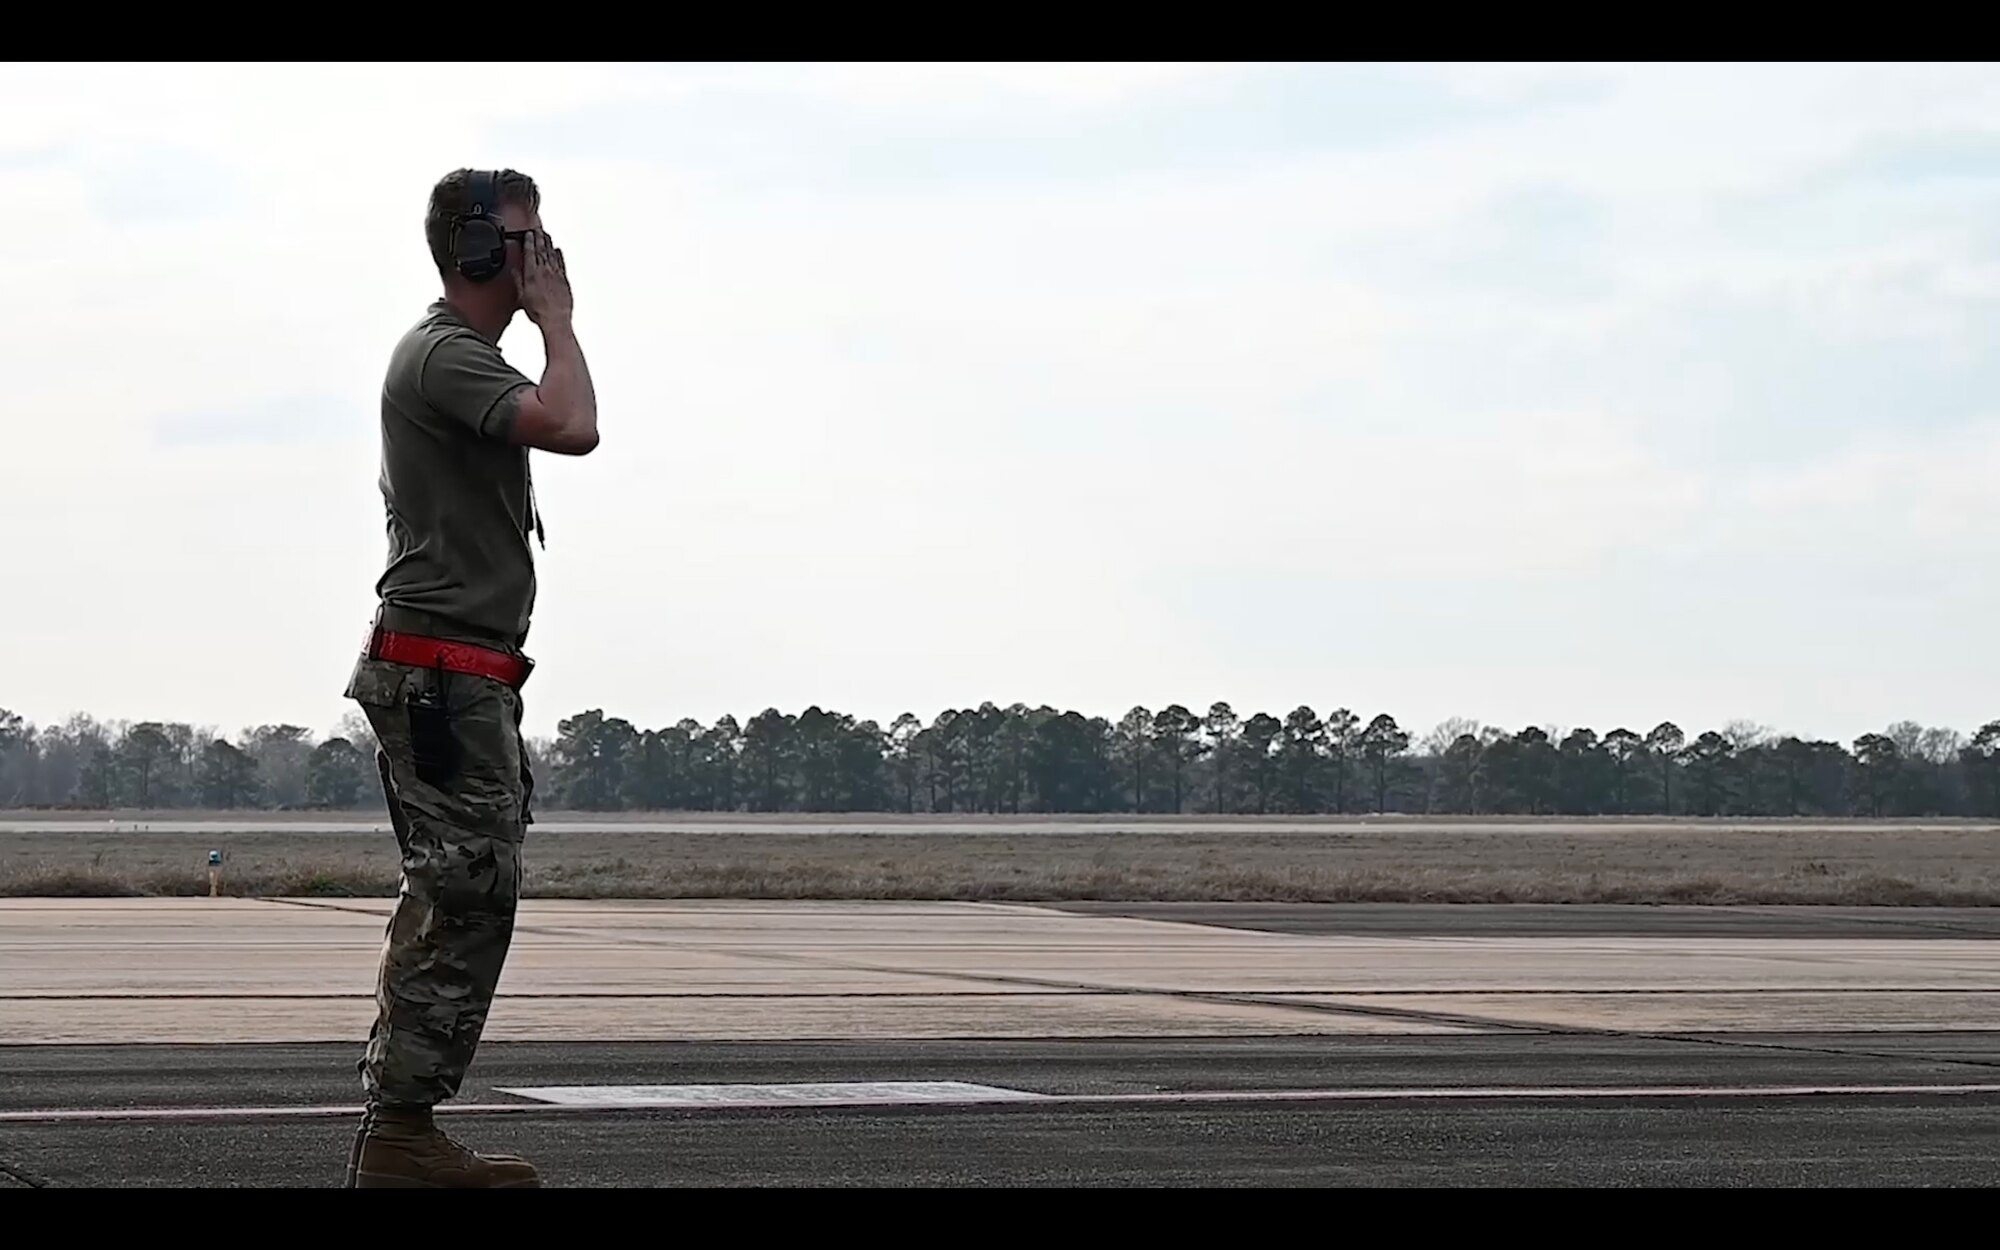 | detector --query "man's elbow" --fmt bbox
[511,389,599,455]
